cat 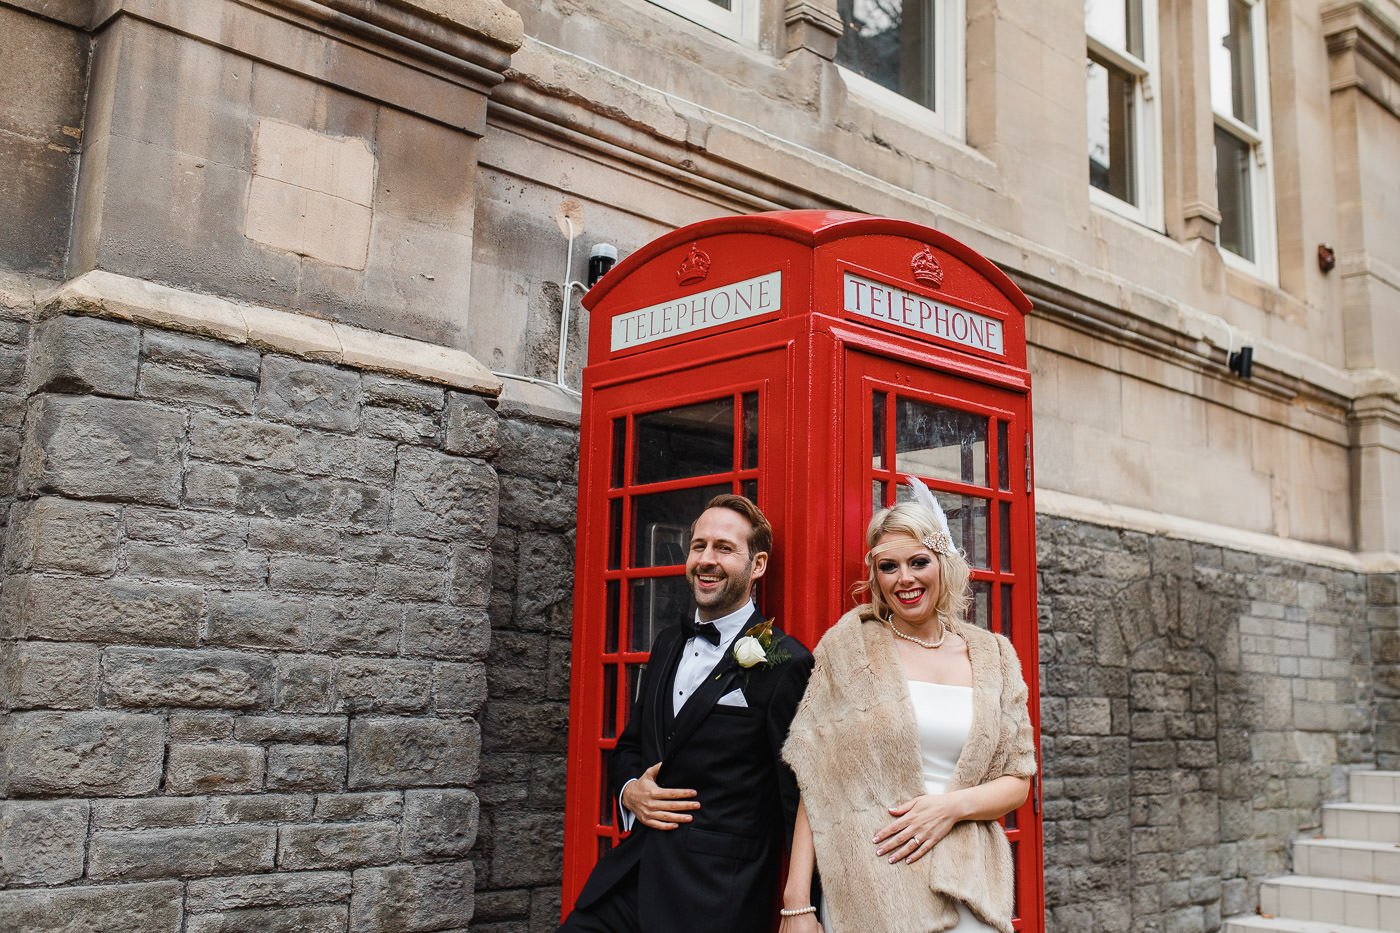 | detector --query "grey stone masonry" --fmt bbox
[0,313,495,932]
[1035,516,1387,933]
[470,407,577,933]
[1372,572,1400,769]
